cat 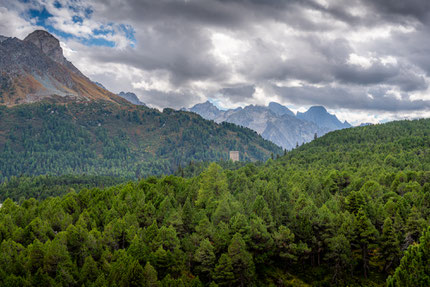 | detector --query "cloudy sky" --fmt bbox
[2,0,430,124]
